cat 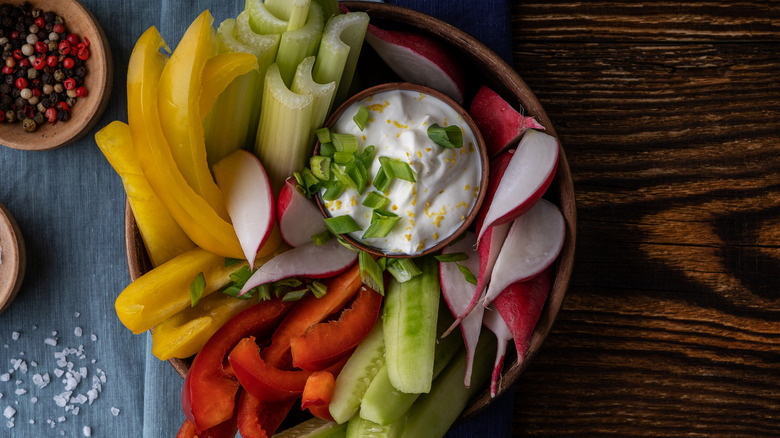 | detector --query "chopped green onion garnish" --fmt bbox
[434,252,470,263]
[300,167,321,196]
[386,258,422,283]
[359,250,385,295]
[362,191,390,210]
[282,288,309,302]
[323,215,362,235]
[373,167,391,192]
[321,180,346,200]
[377,257,387,271]
[224,257,243,267]
[255,283,272,302]
[362,209,401,239]
[319,142,336,157]
[331,162,357,191]
[379,157,416,182]
[293,171,304,187]
[345,159,368,194]
[333,151,355,165]
[332,133,358,153]
[189,272,206,307]
[353,104,369,131]
[456,263,478,285]
[310,156,331,181]
[311,230,334,246]
[315,127,331,144]
[358,145,375,168]
[427,124,463,149]
[336,235,359,252]
[309,280,328,298]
